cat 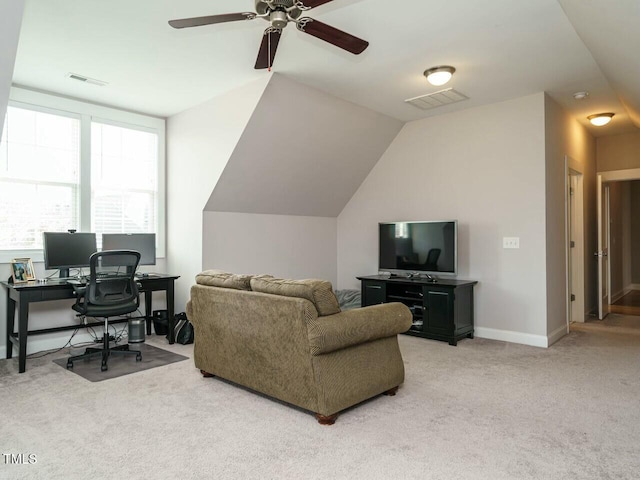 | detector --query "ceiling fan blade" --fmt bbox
[297,0,335,9]
[296,18,368,55]
[255,28,282,70]
[169,12,256,29]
